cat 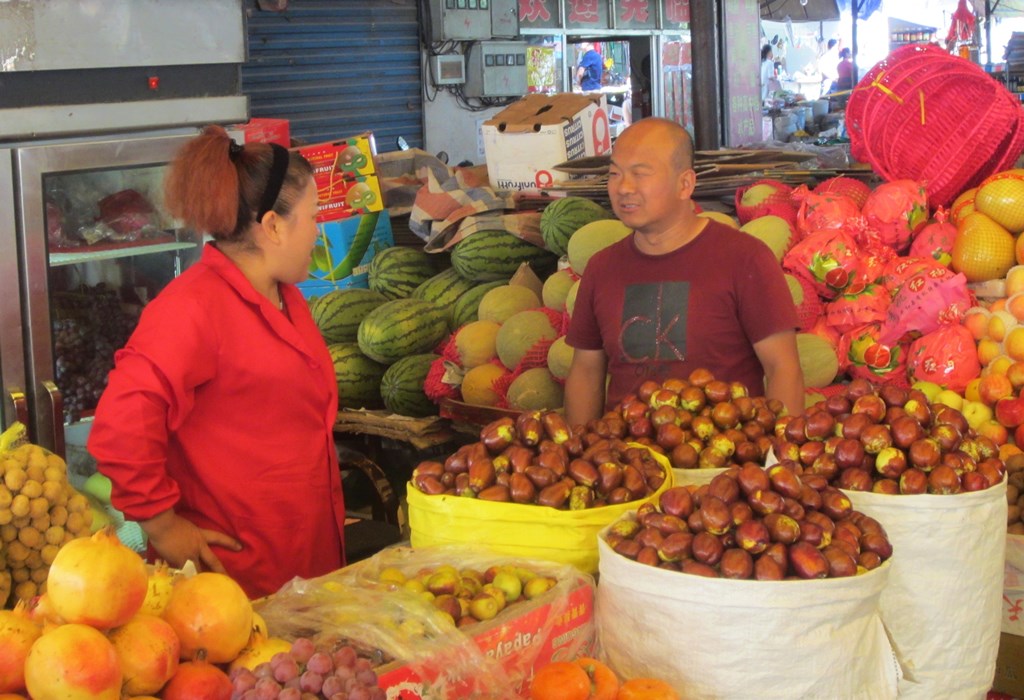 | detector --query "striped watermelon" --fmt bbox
[380,353,438,417]
[328,342,387,410]
[451,279,506,329]
[412,267,476,329]
[539,197,613,257]
[310,288,388,344]
[368,246,437,299]
[357,298,449,364]
[450,230,557,282]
